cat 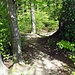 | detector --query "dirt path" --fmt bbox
[8,33,75,75]
[21,33,74,75]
